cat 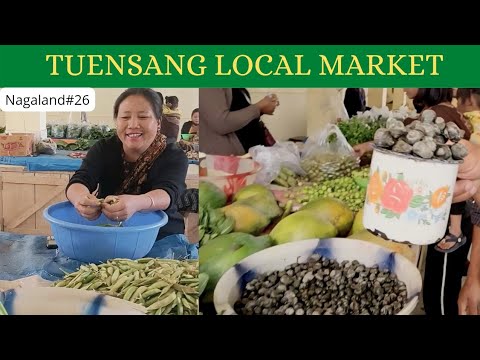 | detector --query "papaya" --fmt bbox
[234,194,282,220]
[269,210,338,245]
[233,184,273,202]
[347,230,416,264]
[348,208,365,236]
[199,232,273,292]
[199,181,227,209]
[299,197,354,236]
[221,203,270,235]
